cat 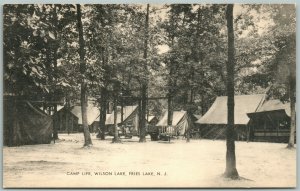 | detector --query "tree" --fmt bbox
[139,4,150,142]
[3,5,59,100]
[87,4,116,140]
[32,4,76,139]
[98,87,108,140]
[274,34,296,148]
[4,5,39,97]
[224,4,239,179]
[76,4,92,147]
[4,4,82,142]
[237,5,296,147]
[112,97,122,143]
[158,4,229,122]
[269,5,296,148]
